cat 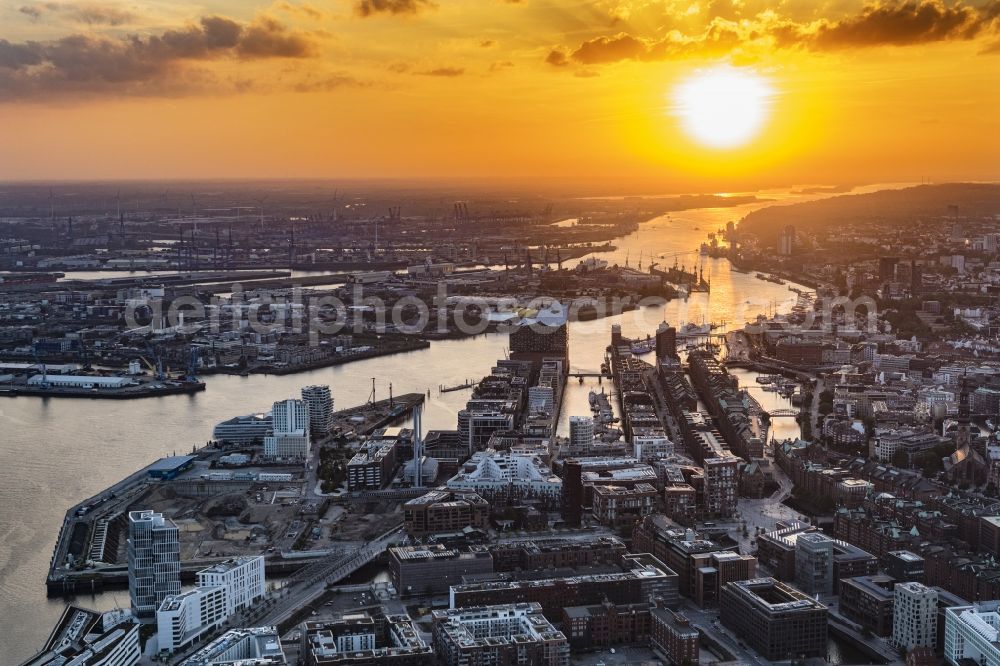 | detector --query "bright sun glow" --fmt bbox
[672,65,774,149]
